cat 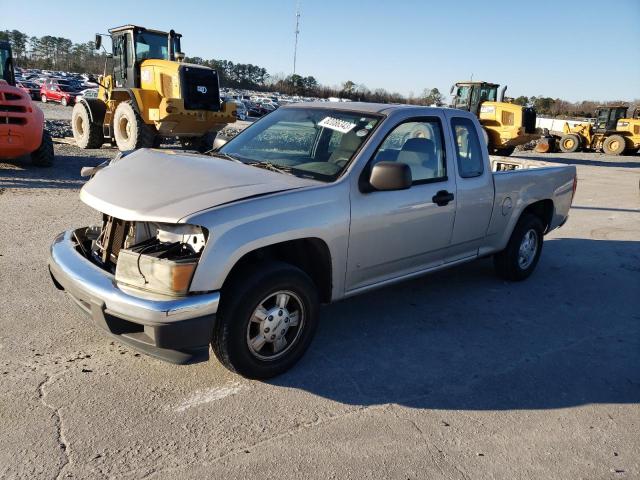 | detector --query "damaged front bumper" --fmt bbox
[48,229,219,364]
